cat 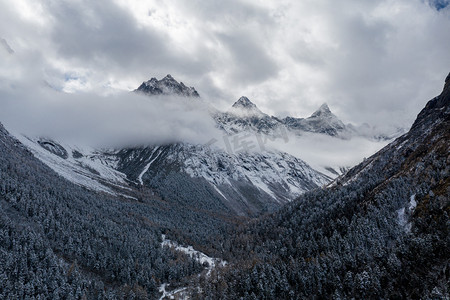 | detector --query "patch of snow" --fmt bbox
[161,234,226,277]
[213,185,229,202]
[159,234,227,299]
[137,146,160,185]
[397,194,417,233]
[395,139,408,150]
[14,134,130,197]
[409,194,417,211]
[158,283,188,300]
[397,208,407,227]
